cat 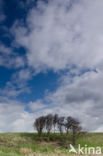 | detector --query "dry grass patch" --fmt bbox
[20,148,34,155]
[12,137,27,142]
